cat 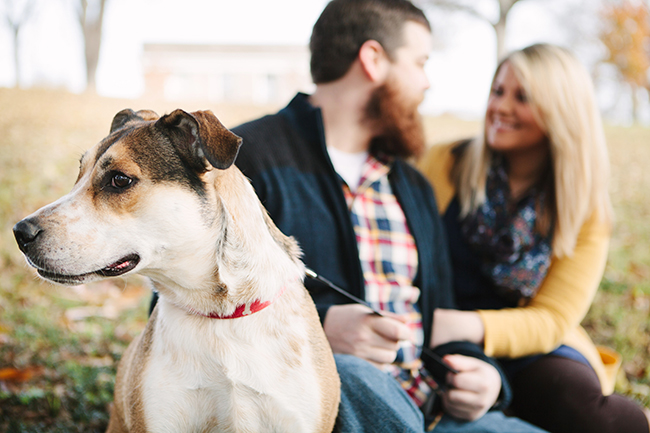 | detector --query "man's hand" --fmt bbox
[323,304,414,369]
[440,354,501,421]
